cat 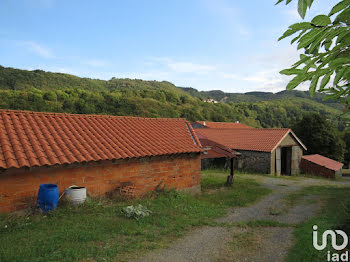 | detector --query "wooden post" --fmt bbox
[226,157,234,186]
[276,147,281,176]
